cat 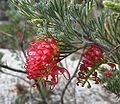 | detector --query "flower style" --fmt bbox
[24,35,70,90]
